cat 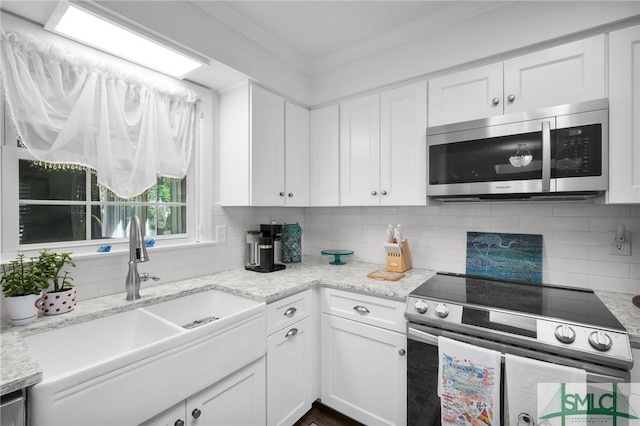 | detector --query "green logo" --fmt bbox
[539,383,639,425]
